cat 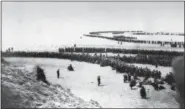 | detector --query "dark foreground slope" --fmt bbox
[1,59,101,108]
